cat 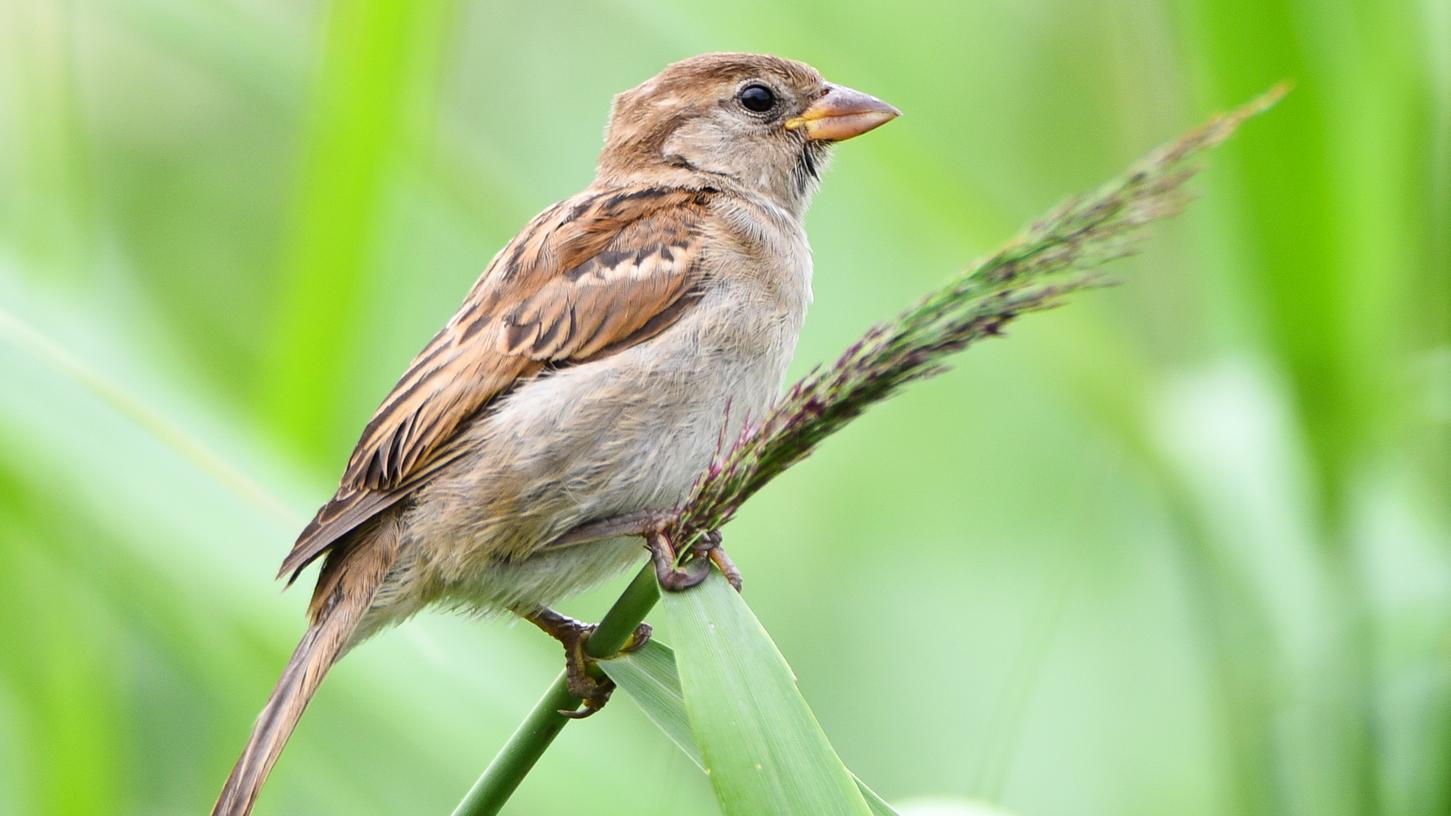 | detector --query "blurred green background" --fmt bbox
[1,1,1446,814]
